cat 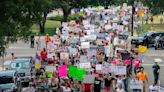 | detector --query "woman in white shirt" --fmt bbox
[62,83,71,92]
[116,84,125,92]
